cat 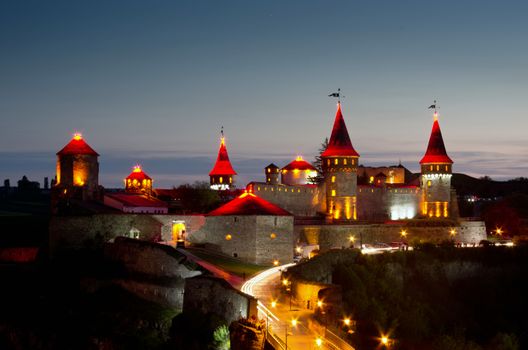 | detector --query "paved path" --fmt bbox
[242,264,353,350]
